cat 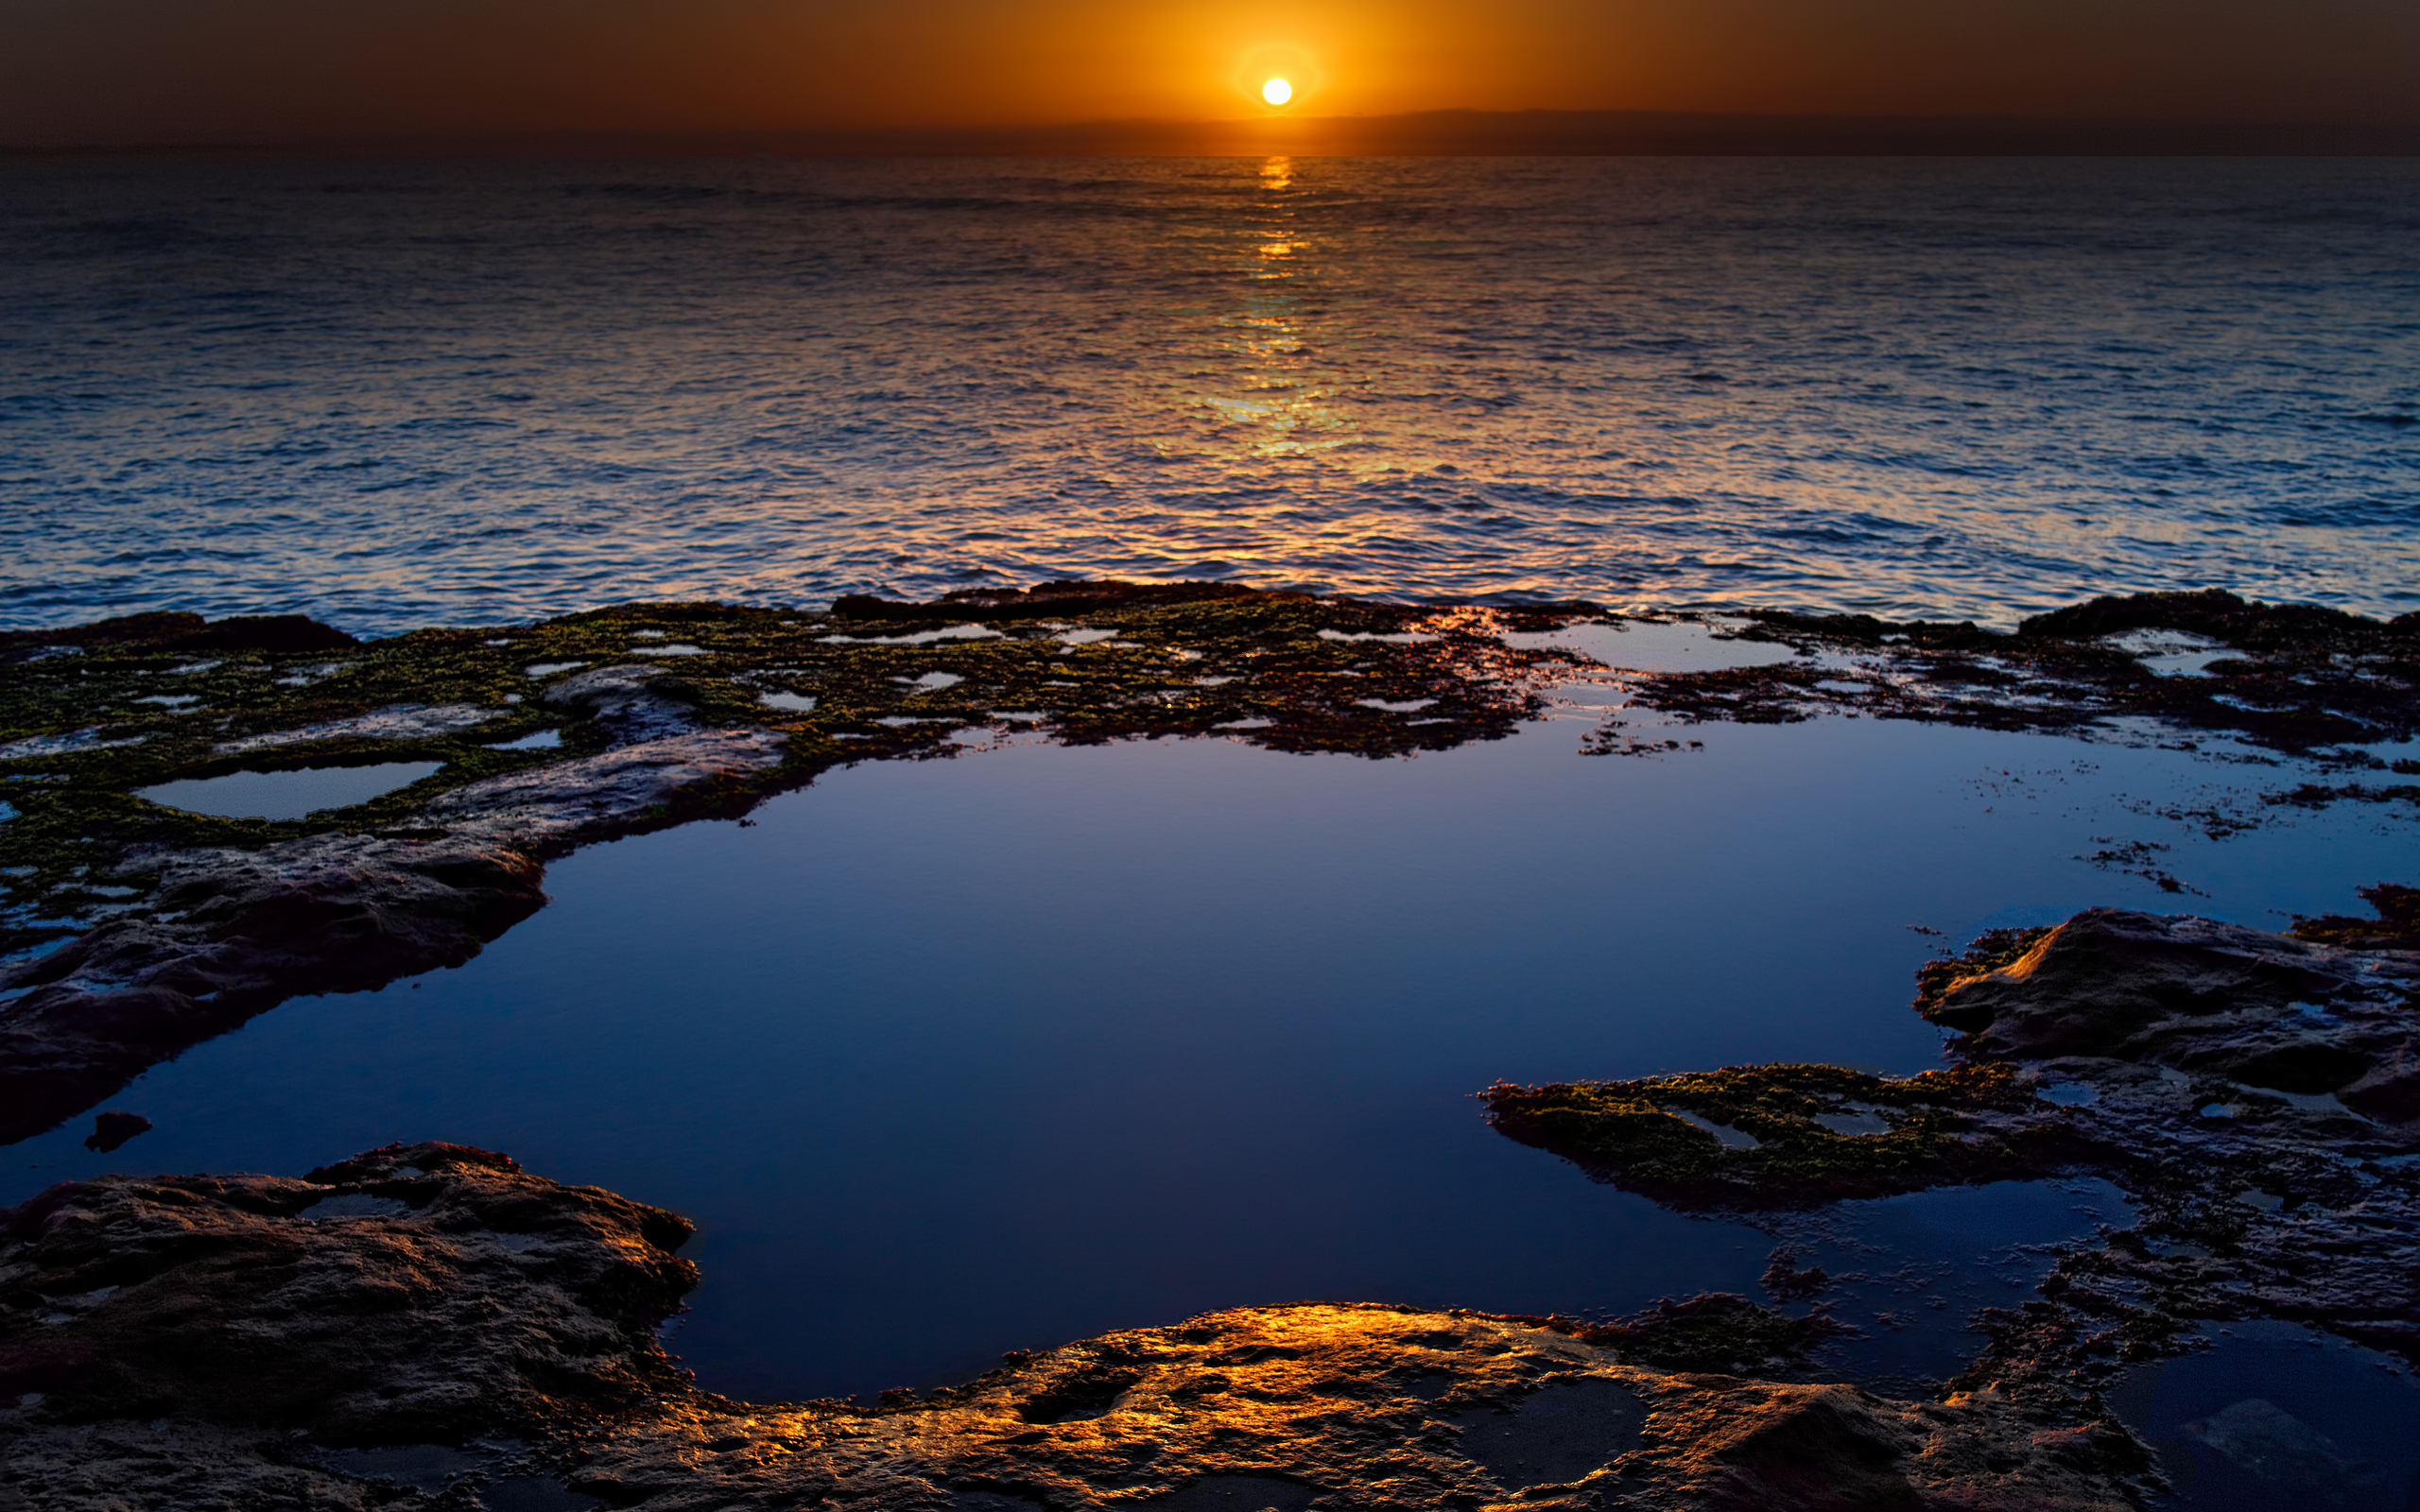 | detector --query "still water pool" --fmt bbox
[7,706,2407,1401]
